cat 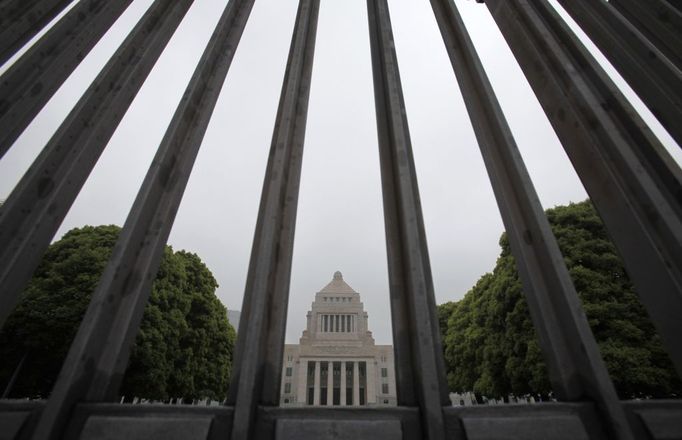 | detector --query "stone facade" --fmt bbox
[280,271,397,407]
